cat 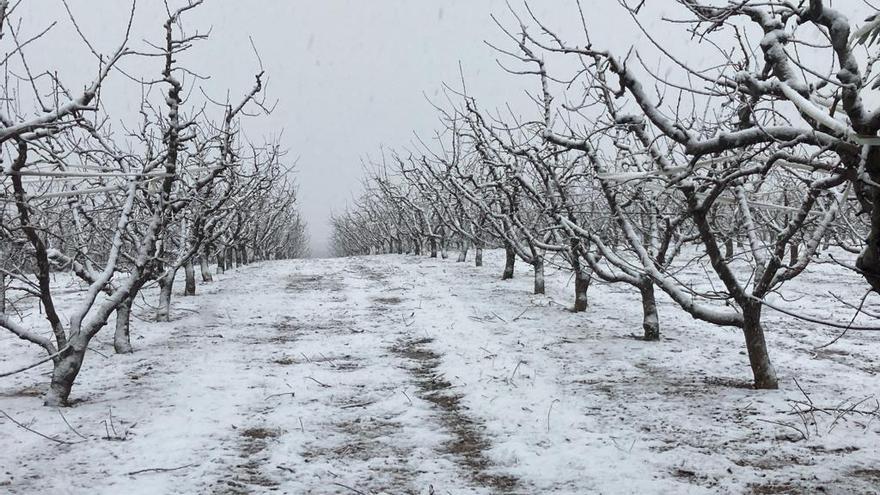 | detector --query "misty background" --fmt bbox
[12,0,871,256]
